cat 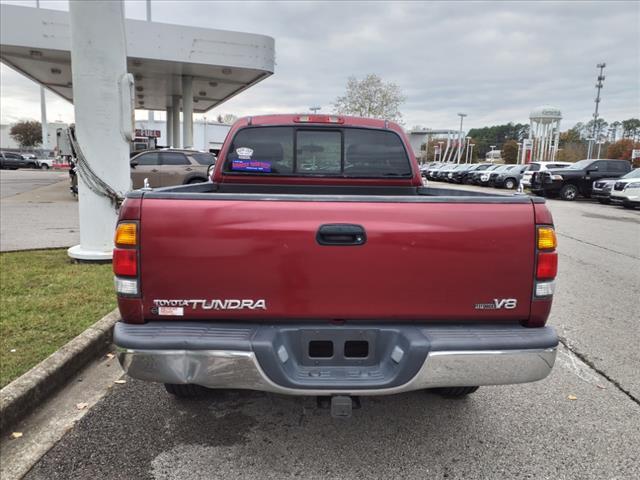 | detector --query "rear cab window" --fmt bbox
[224,126,411,178]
